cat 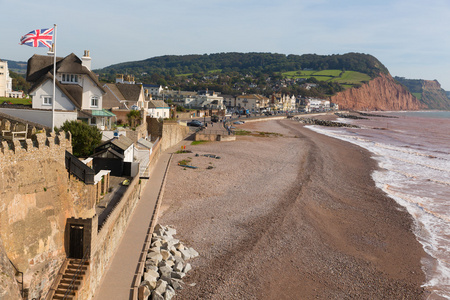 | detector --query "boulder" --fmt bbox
[160,250,171,261]
[170,278,184,291]
[146,258,159,267]
[179,248,191,260]
[147,252,163,262]
[159,260,174,268]
[164,285,176,300]
[146,265,159,273]
[144,269,159,283]
[171,271,185,279]
[165,227,177,237]
[188,247,199,258]
[155,279,168,295]
[170,249,182,258]
[174,242,184,251]
[159,265,172,279]
[183,263,192,274]
[138,282,151,300]
[151,290,164,300]
[173,261,184,273]
[151,240,163,248]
